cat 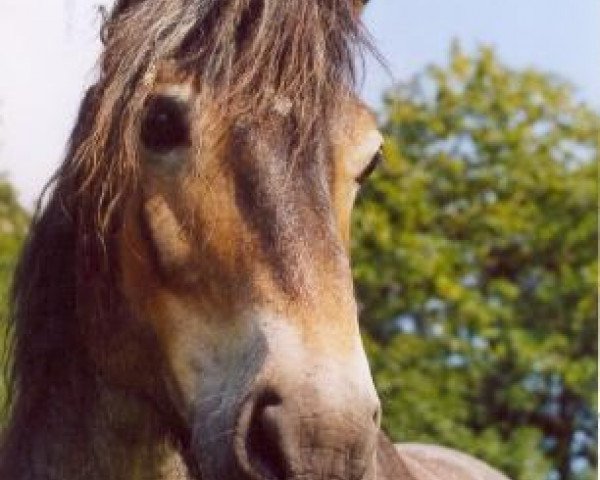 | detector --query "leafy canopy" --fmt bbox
[0,175,29,412]
[353,43,598,480]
